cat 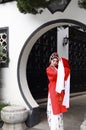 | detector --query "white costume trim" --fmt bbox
[47,94,64,130]
[56,58,70,108]
[62,74,70,108]
[56,59,65,93]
